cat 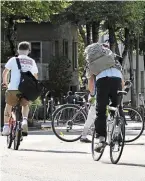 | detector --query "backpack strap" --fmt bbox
[16,57,21,70]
